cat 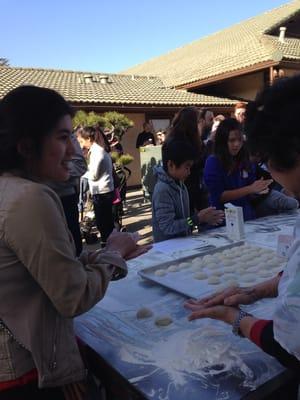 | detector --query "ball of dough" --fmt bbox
[207,276,221,285]
[192,257,203,264]
[258,270,274,278]
[225,280,238,287]
[167,265,179,272]
[191,264,202,271]
[155,316,173,327]
[205,262,219,270]
[136,307,153,319]
[154,269,167,276]
[179,262,190,270]
[221,259,233,267]
[203,255,214,263]
[241,274,256,283]
[193,272,208,280]
[210,269,223,277]
[222,273,236,281]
